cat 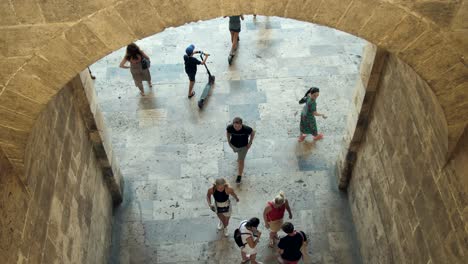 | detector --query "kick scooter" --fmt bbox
[198,52,215,109]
